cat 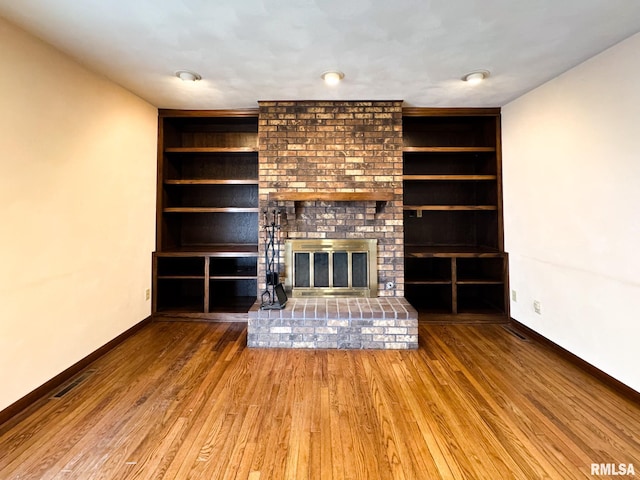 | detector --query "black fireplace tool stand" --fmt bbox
[260,210,287,310]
